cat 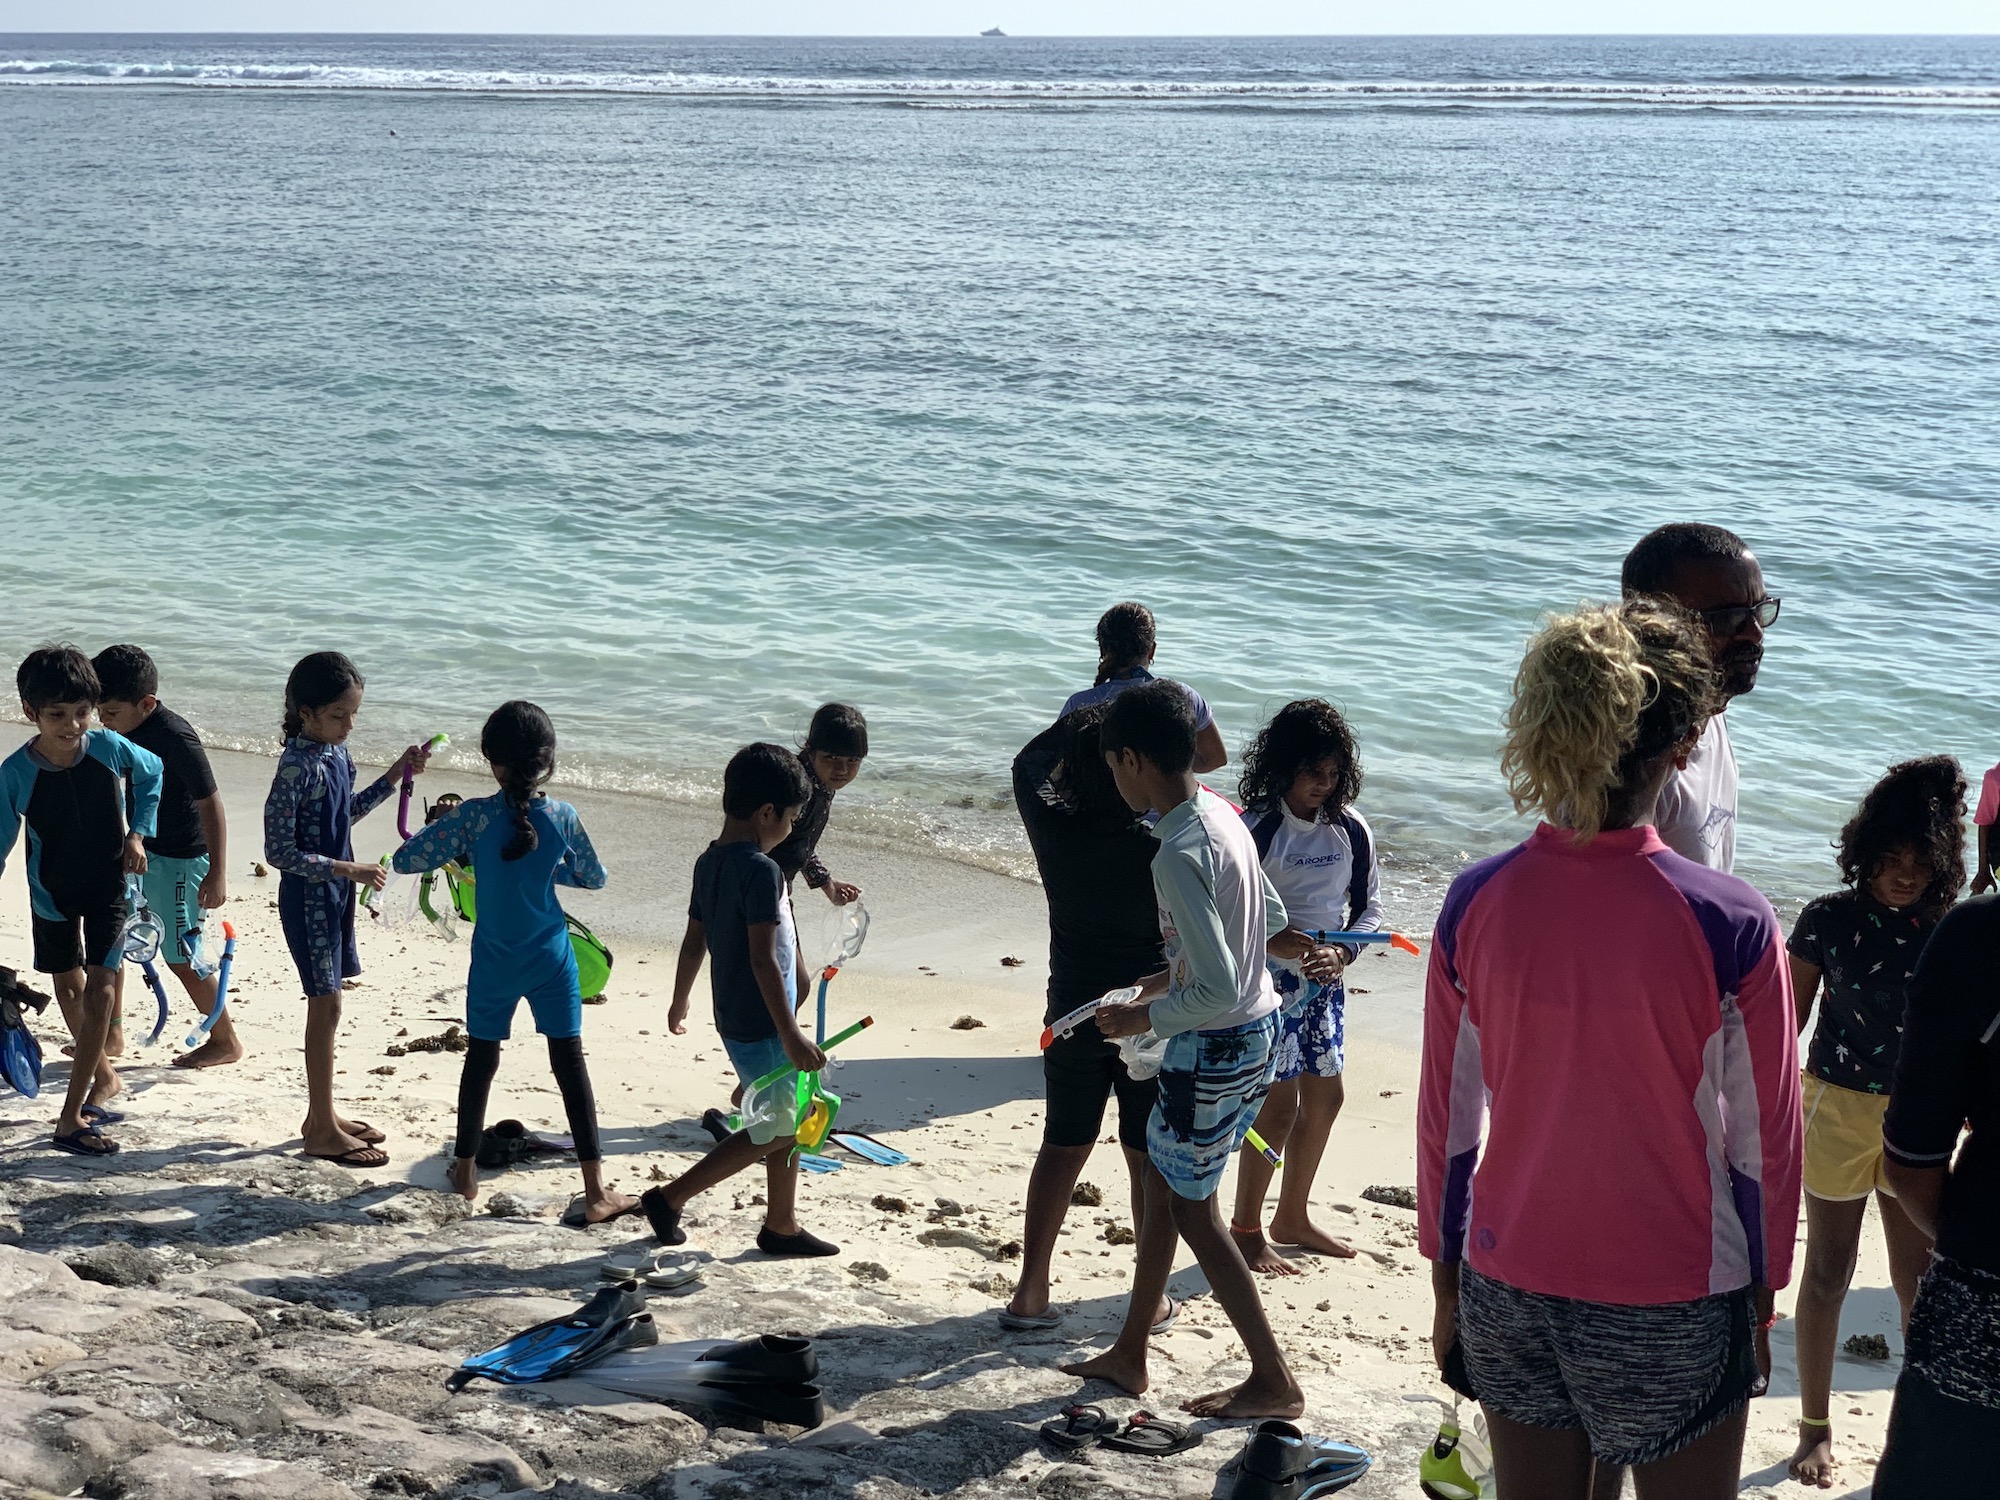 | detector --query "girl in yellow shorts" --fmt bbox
[1786,756,1967,1488]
